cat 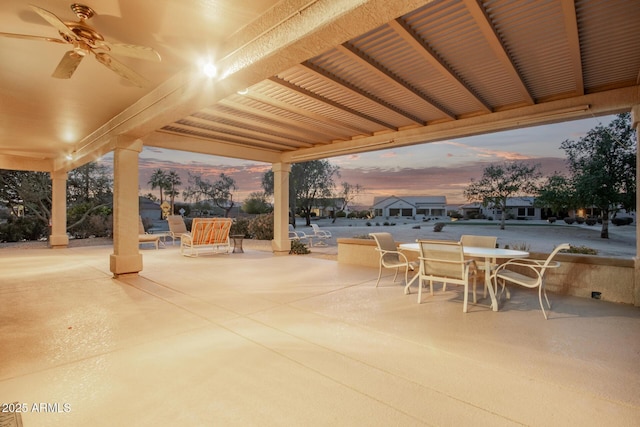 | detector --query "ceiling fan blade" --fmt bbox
[52,51,84,79]
[30,5,77,41]
[95,41,161,62]
[0,31,66,44]
[94,52,149,87]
